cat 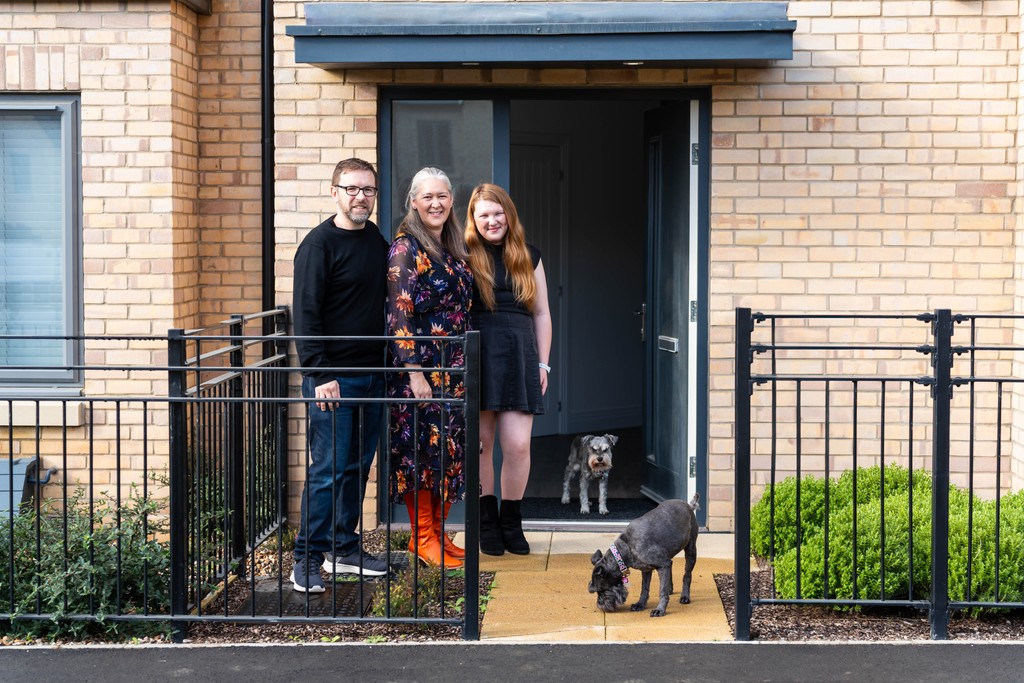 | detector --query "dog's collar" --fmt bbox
[609,544,629,584]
